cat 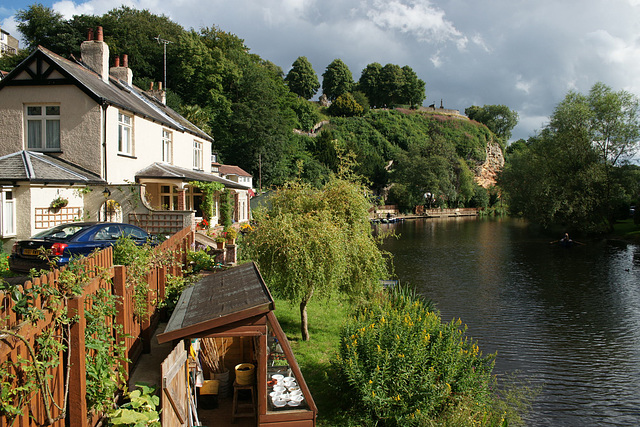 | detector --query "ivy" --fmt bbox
[189,181,224,223]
